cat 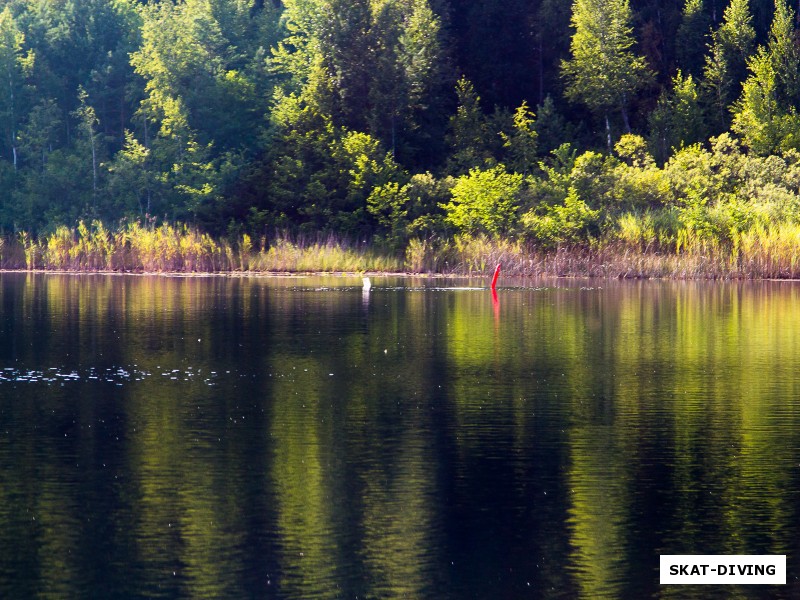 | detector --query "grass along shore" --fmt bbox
[3,220,800,279]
